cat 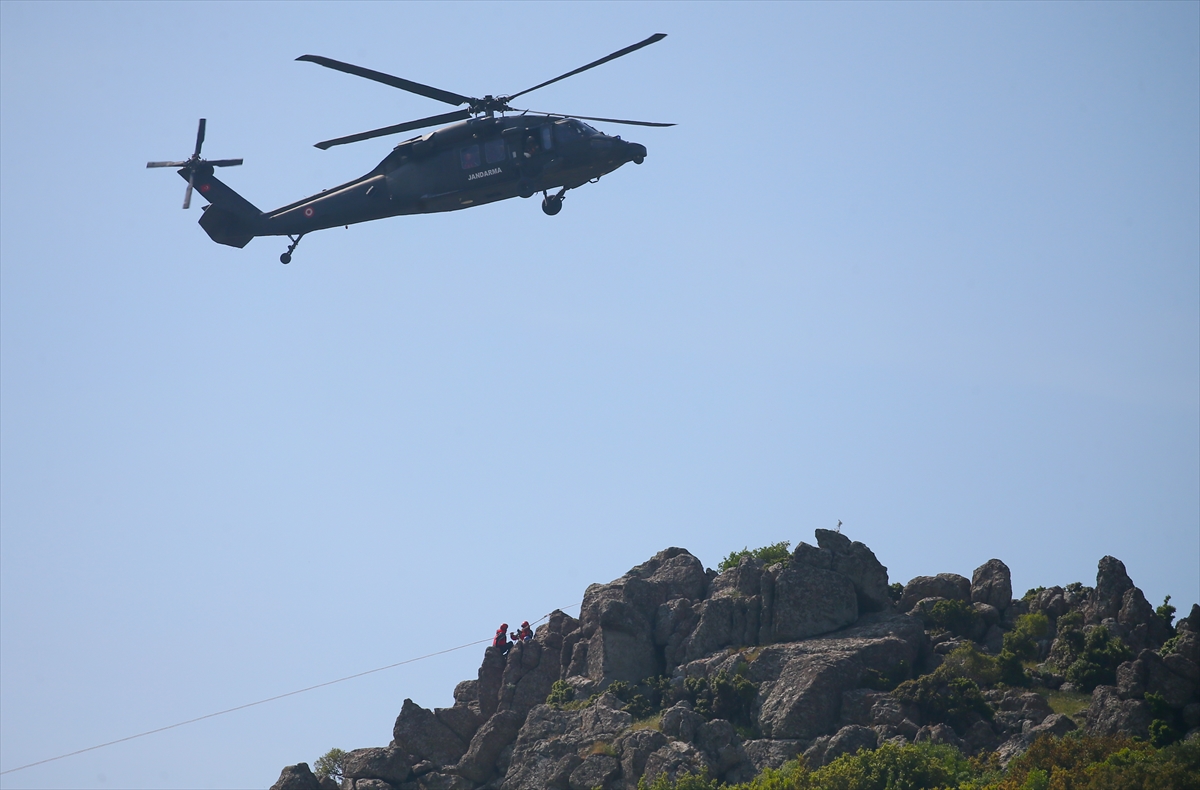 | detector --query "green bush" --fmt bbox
[313,748,346,784]
[927,598,980,637]
[995,612,1050,687]
[1002,613,1049,662]
[719,541,791,572]
[809,741,976,790]
[940,643,1002,687]
[546,679,576,707]
[1157,595,1177,632]
[639,734,1200,790]
[682,669,759,729]
[638,768,720,790]
[1063,626,1131,692]
[892,672,993,733]
[888,582,904,604]
[860,659,910,692]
